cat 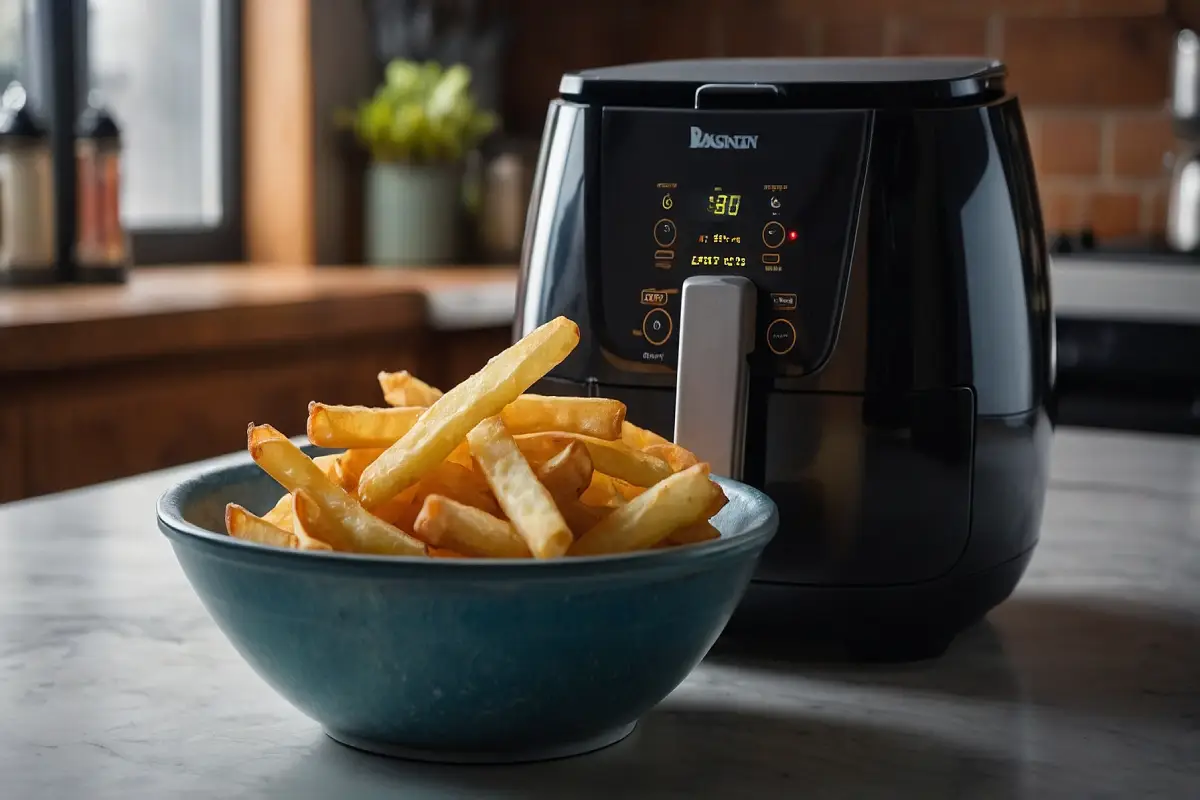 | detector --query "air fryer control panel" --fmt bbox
[597,108,869,374]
